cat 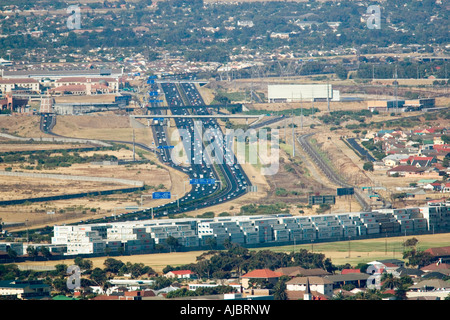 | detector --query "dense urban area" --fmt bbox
[0,0,449,306]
